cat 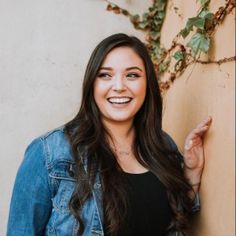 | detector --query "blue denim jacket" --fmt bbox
[7,127,199,236]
